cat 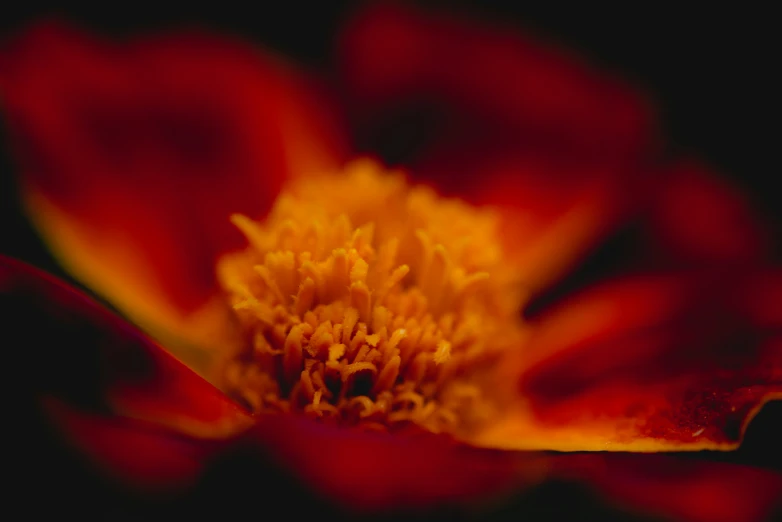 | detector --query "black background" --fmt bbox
[1,2,780,520]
